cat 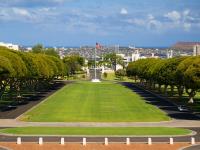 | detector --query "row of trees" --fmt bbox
[126,56,200,103]
[0,46,66,103]
[32,44,85,76]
